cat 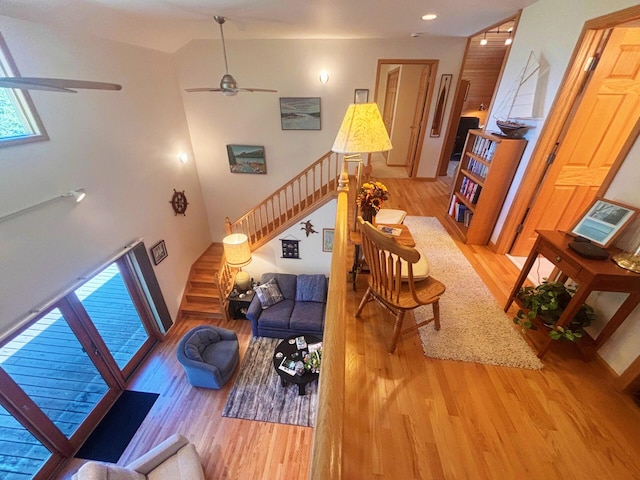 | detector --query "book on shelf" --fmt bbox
[463,209,473,227]
[377,225,402,236]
